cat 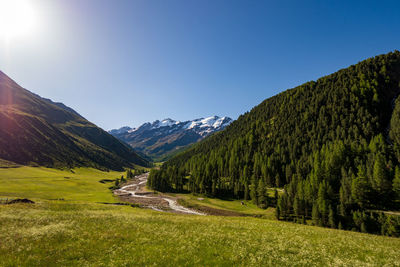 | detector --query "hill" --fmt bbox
[110,116,232,161]
[151,51,400,236]
[0,71,148,170]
